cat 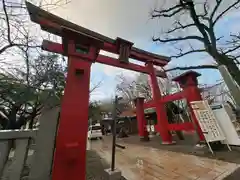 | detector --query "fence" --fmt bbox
[0,107,60,180]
